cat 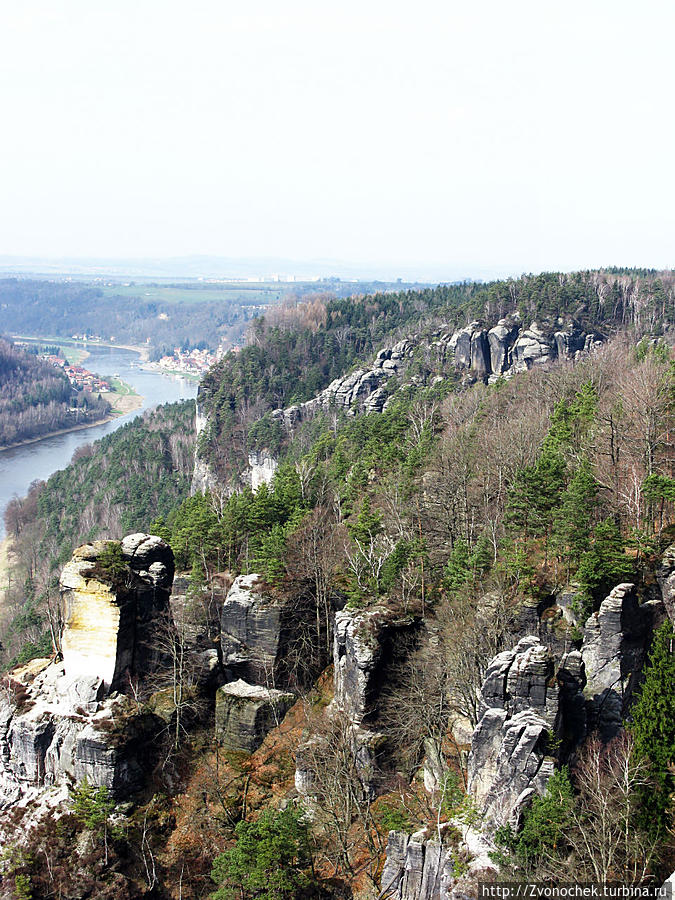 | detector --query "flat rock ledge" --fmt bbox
[215,679,294,753]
